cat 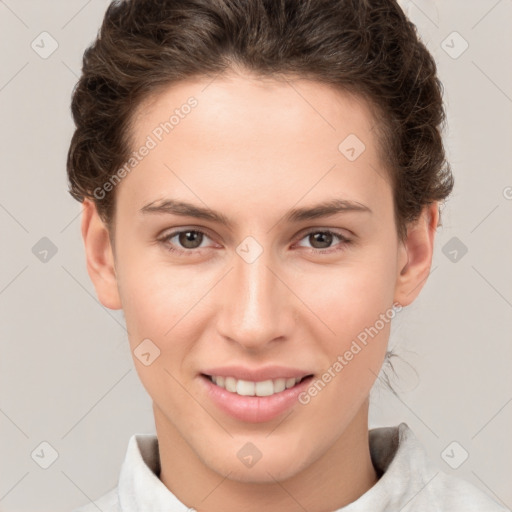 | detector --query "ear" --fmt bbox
[393,202,439,307]
[81,199,122,310]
